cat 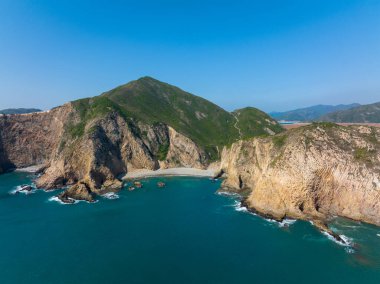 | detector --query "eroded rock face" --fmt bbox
[220,124,380,226]
[58,182,94,203]
[0,105,72,170]
[0,105,209,200]
[160,127,208,169]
